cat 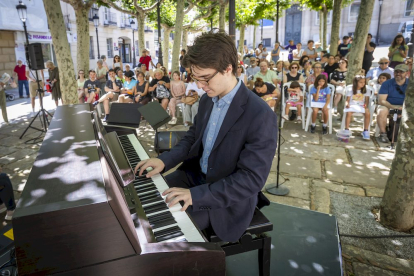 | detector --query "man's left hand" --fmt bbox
[163,187,192,212]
